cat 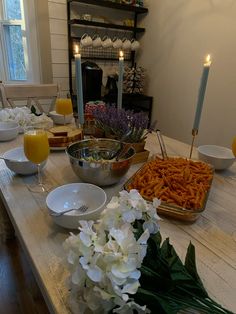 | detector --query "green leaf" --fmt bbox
[184,242,208,297]
[135,288,182,314]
